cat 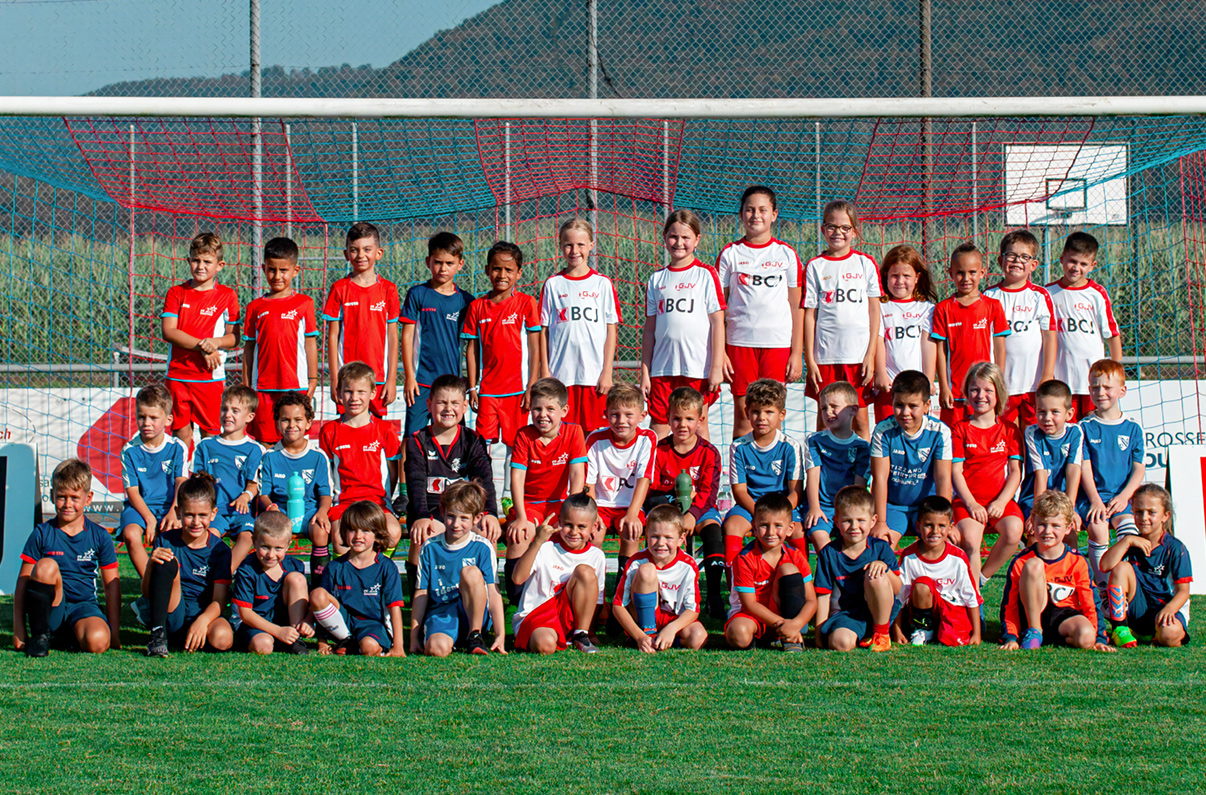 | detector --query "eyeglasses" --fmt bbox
[822,224,854,234]
[1001,252,1037,264]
